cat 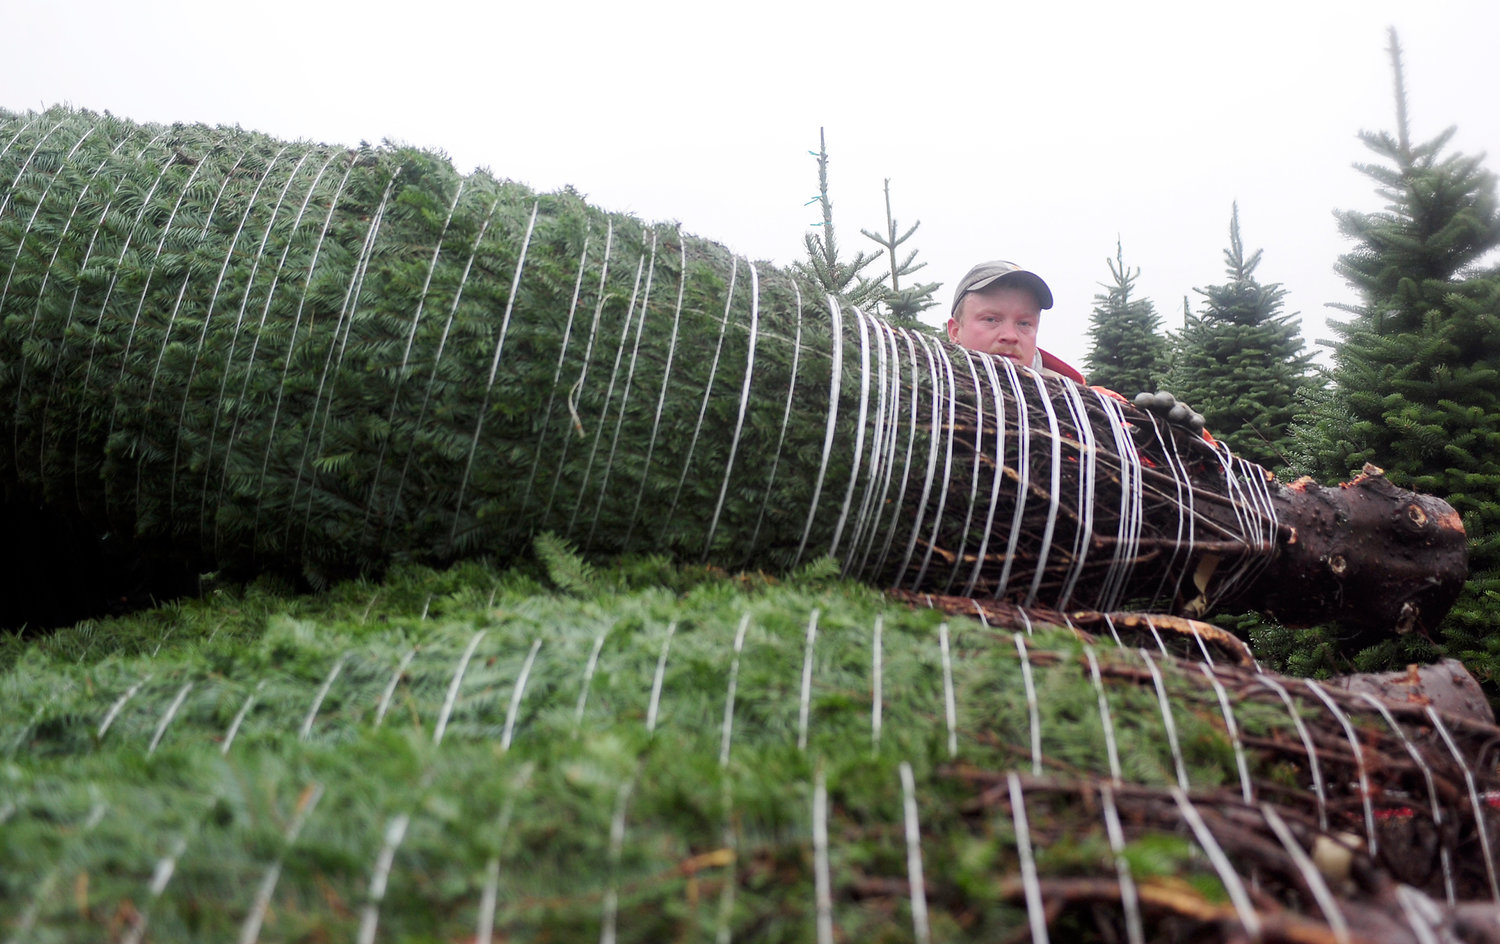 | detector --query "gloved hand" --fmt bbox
[1133,390,1206,434]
